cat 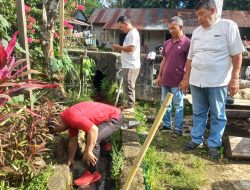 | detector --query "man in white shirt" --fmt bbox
[112,16,140,113]
[180,0,245,158]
